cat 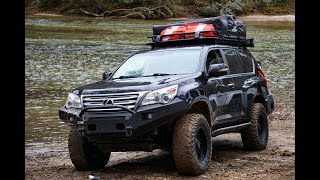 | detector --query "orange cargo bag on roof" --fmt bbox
[160,25,186,41]
[185,23,217,39]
